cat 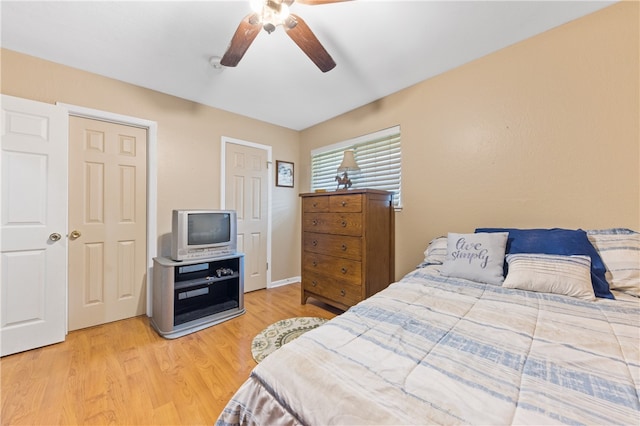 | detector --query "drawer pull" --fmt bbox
[340,289,346,296]
[341,220,347,227]
[312,240,318,246]
[312,202,318,208]
[341,201,347,207]
[311,280,318,287]
[341,244,347,251]
[312,260,318,267]
[312,219,318,226]
[341,267,347,274]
